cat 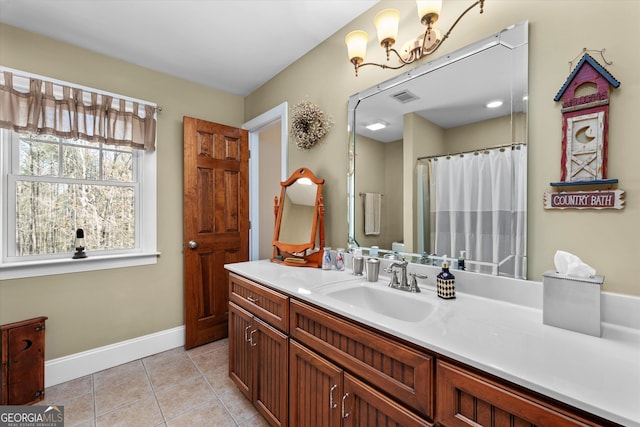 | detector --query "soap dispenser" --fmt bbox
[437,262,456,299]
